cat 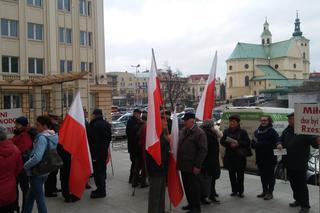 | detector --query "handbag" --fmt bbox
[31,137,63,176]
[234,131,253,158]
